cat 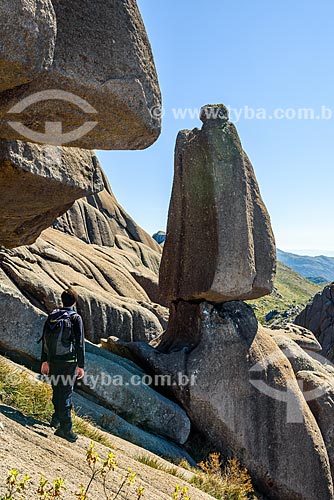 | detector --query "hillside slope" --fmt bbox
[0,355,262,500]
[277,249,334,282]
[0,405,214,500]
[250,261,322,324]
